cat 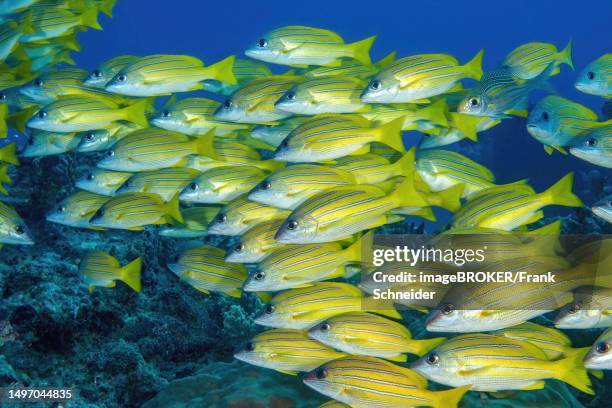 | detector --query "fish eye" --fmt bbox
[36,110,47,119]
[265,304,275,314]
[223,99,233,109]
[189,182,199,191]
[596,342,610,354]
[95,208,104,217]
[254,271,265,281]
[369,79,382,90]
[34,78,43,87]
[260,180,272,190]
[117,74,127,82]
[315,368,327,380]
[162,110,171,118]
[14,225,25,235]
[587,71,595,80]
[541,112,549,121]
[257,38,268,48]
[469,98,479,107]
[0,92,6,100]
[27,137,33,145]
[587,138,597,147]
[107,150,115,157]
[234,243,245,253]
[279,139,289,148]
[286,220,298,230]
[285,91,296,101]
[245,342,255,352]
[321,323,331,331]
[215,213,227,223]
[93,69,102,78]
[124,180,131,187]
[85,132,96,141]
[59,206,66,212]
[86,173,95,181]
[441,303,454,315]
[426,353,440,365]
